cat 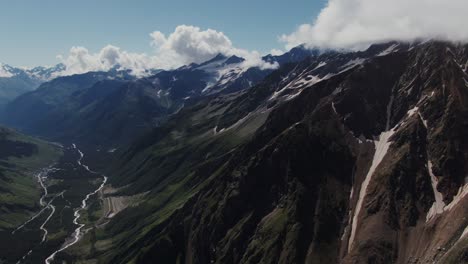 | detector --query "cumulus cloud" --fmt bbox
[281,0,468,50]
[270,49,285,56]
[97,46,153,75]
[55,25,277,77]
[238,51,279,70]
[149,25,277,70]
[149,25,234,67]
[56,45,153,77]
